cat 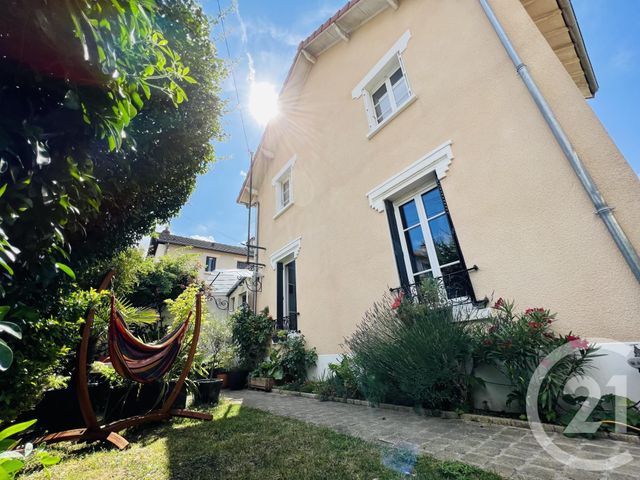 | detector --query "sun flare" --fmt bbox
[248,81,280,125]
